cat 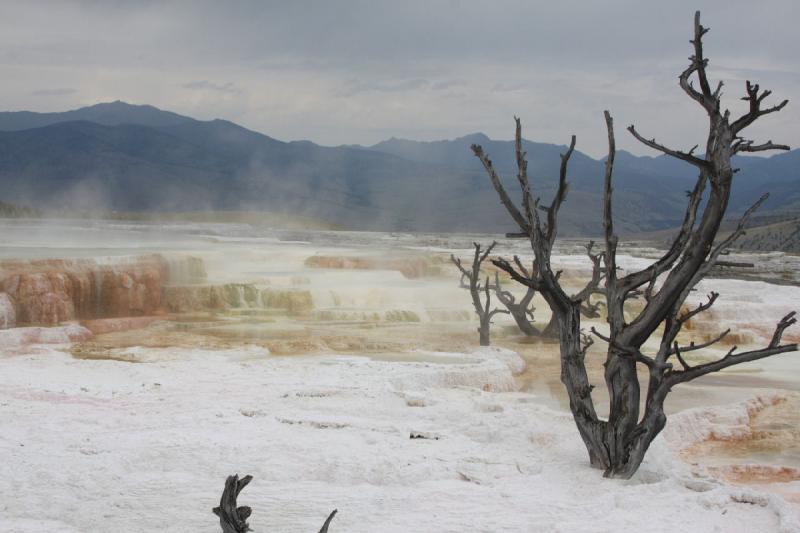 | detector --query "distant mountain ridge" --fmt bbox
[0,101,796,234]
[366,133,800,219]
[0,101,192,130]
